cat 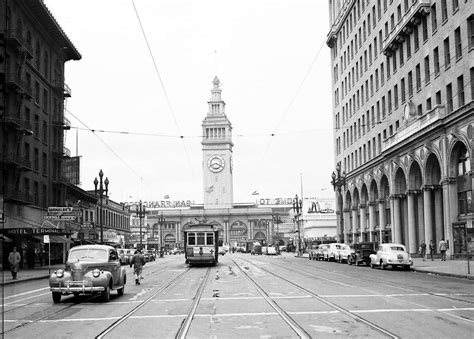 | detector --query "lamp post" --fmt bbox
[94,169,109,244]
[272,213,282,246]
[292,194,303,256]
[331,162,346,243]
[158,212,166,257]
[136,200,146,250]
